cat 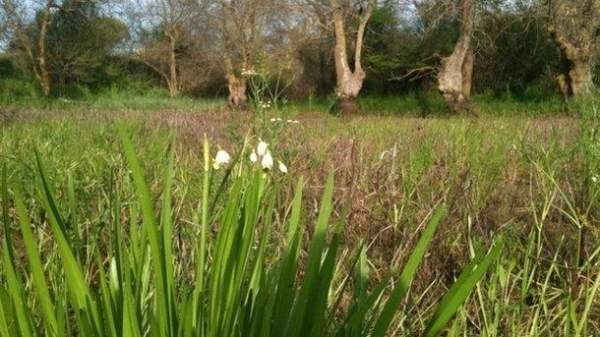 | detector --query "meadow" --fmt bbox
[0,96,599,336]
